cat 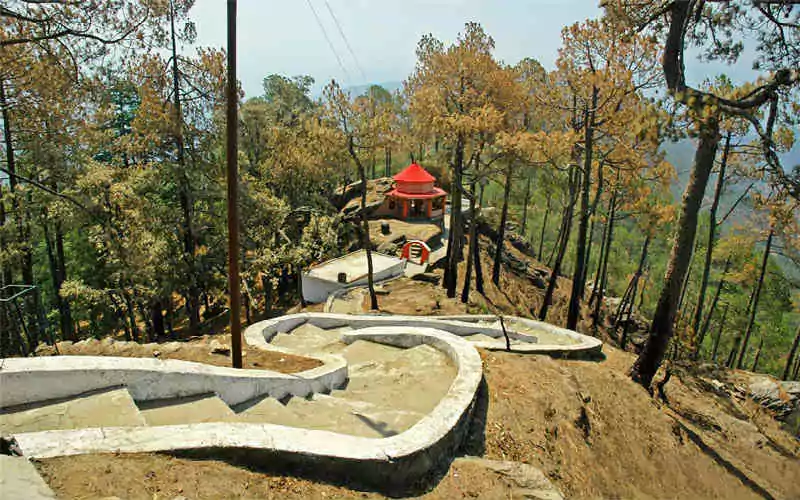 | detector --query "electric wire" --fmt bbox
[323,0,367,82]
[305,0,351,83]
